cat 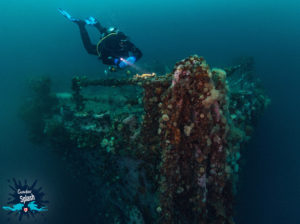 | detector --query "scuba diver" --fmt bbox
[58,9,142,72]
